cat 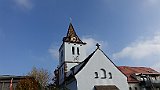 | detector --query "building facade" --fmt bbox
[55,23,129,90]
[0,75,26,90]
[54,23,160,90]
